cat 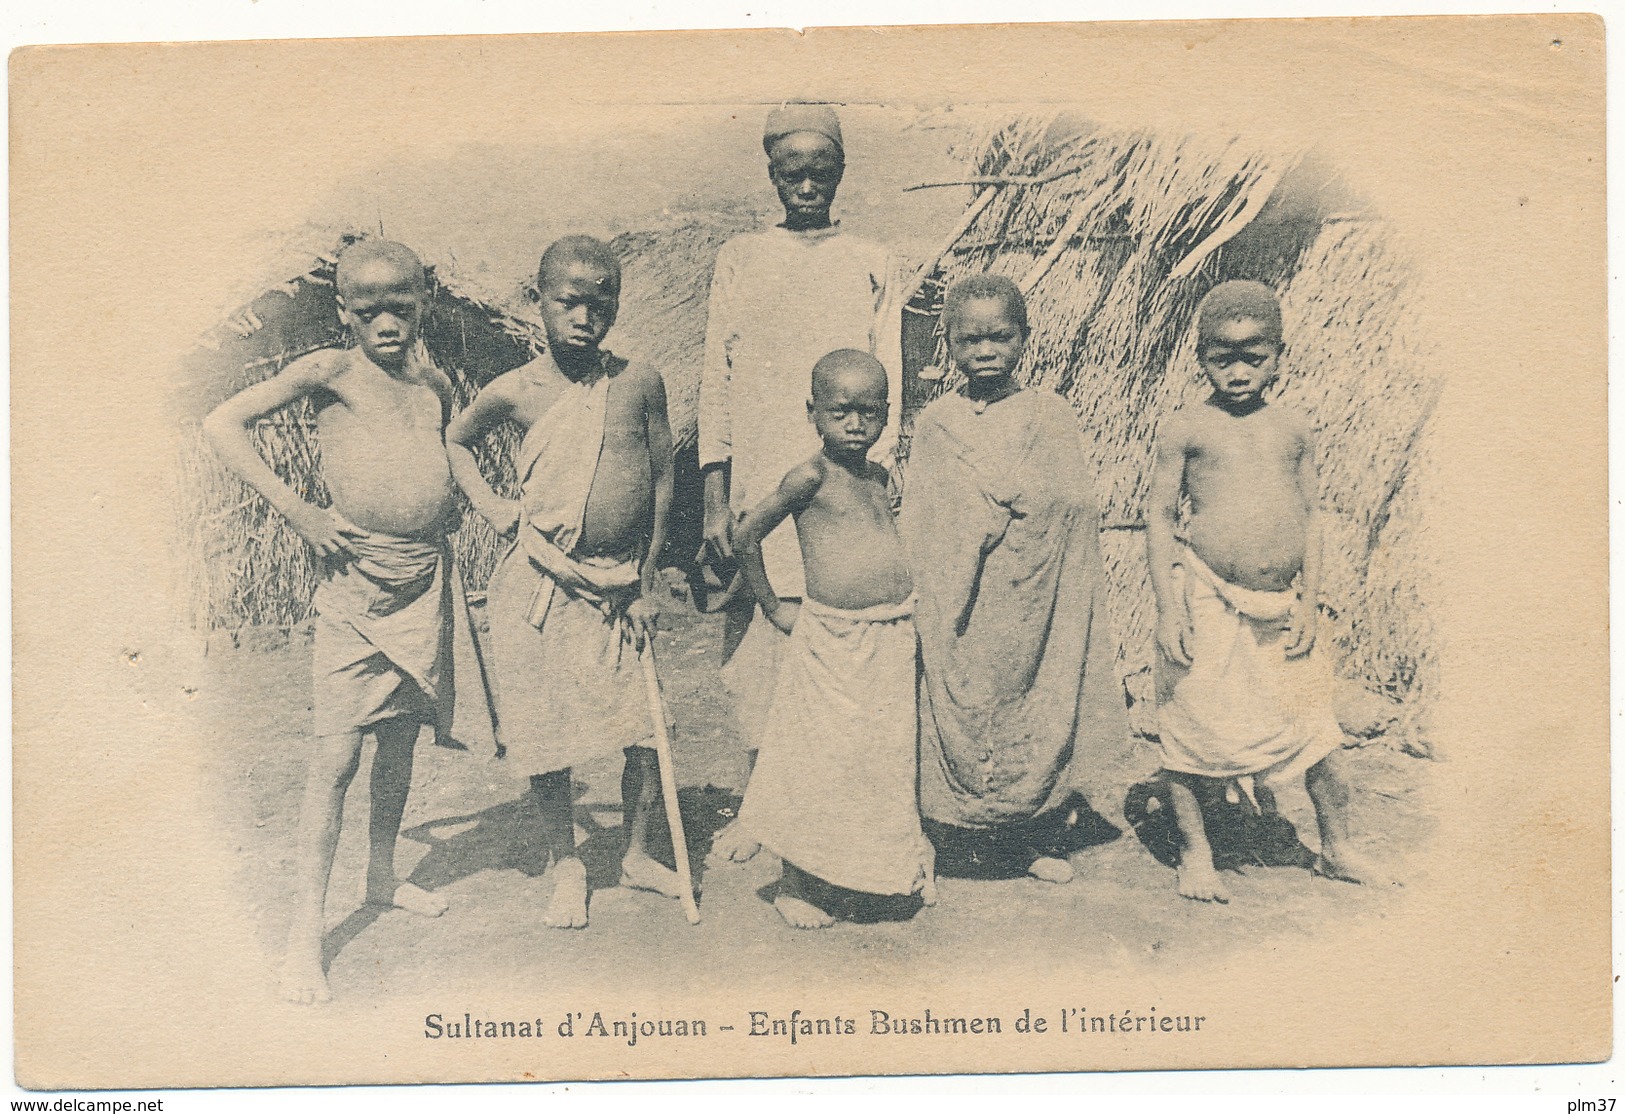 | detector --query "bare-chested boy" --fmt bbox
[1148,279,1377,904]
[446,235,681,929]
[727,350,934,928]
[204,240,493,1003]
